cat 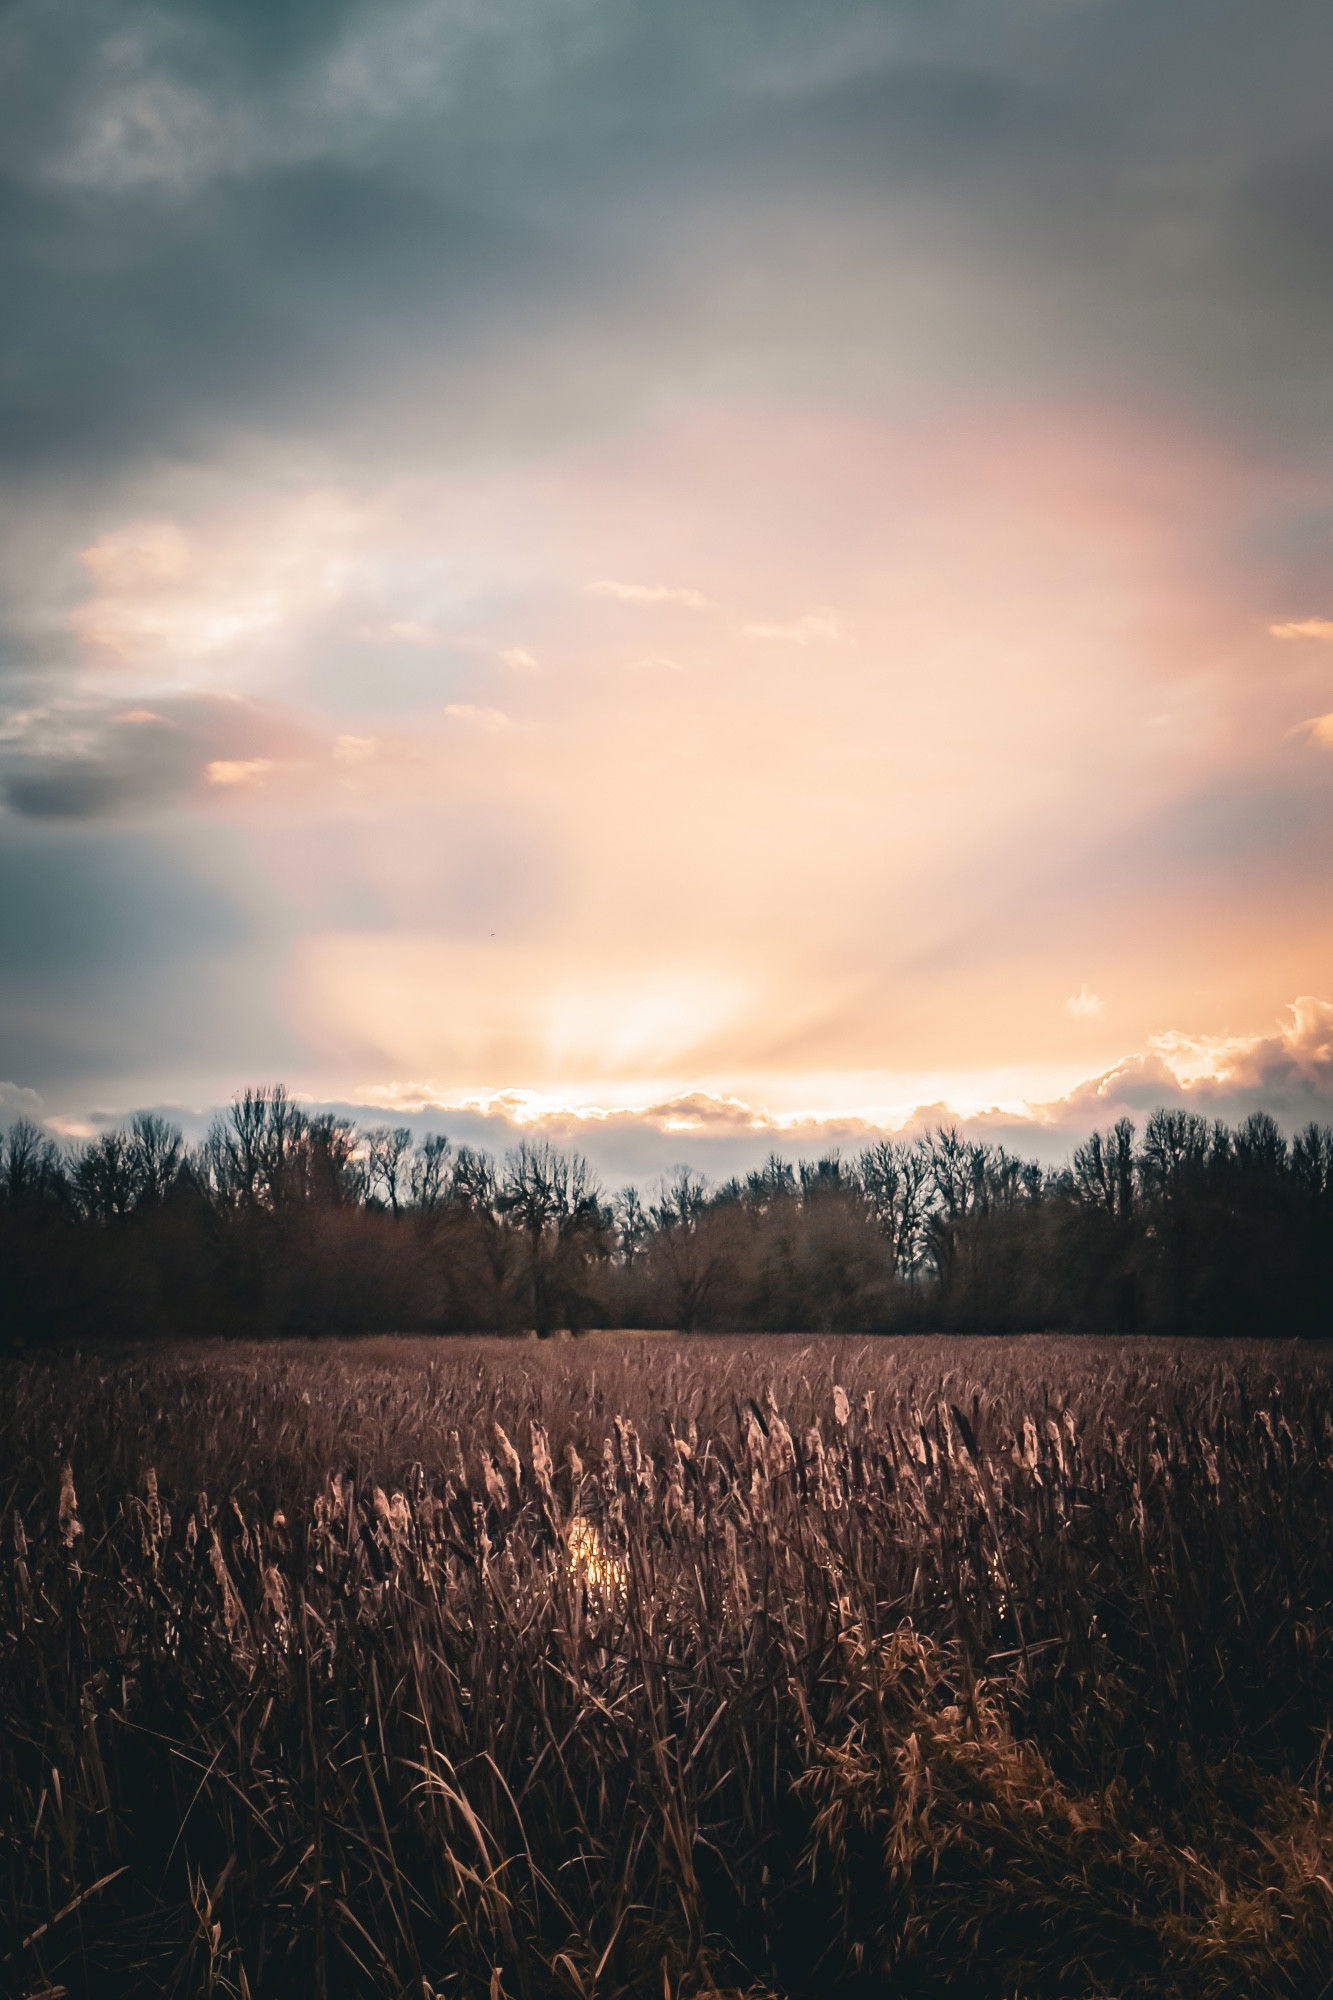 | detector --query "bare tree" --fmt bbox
[614,1185,649,1264]
[1,1120,66,1213]
[859,1138,930,1283]
[499,1139,608,1333]
[128,1113,185,1206]
[649,1169,725,1330]
[364,1126,413,1215]
[72,1130,138,1223]
[408,1133,451,1213]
